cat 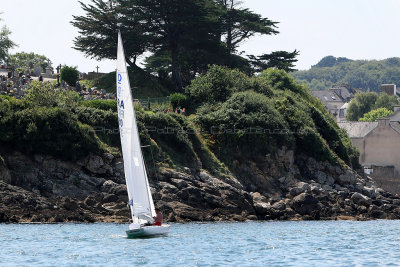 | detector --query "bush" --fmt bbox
[186,65,256,104]
[190,66,360,167]
[80,99,117,112]
[0,106,101,160]
[61,65,79,86]
[24,81,80,109]
[169,93,188,110]
[196,91,292,162]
